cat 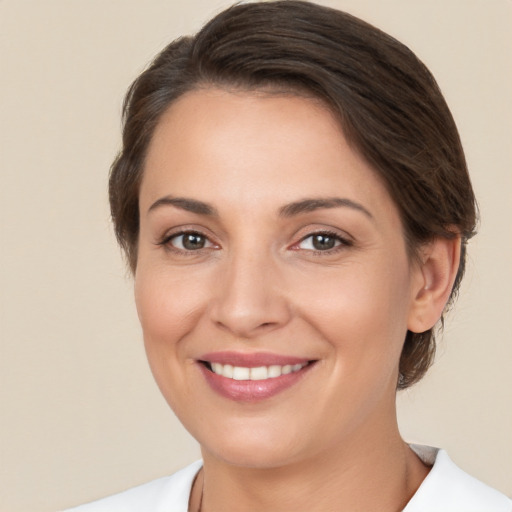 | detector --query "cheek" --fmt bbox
[134,267,207,355]
[291,258,412,362]
[134,267,208,411]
